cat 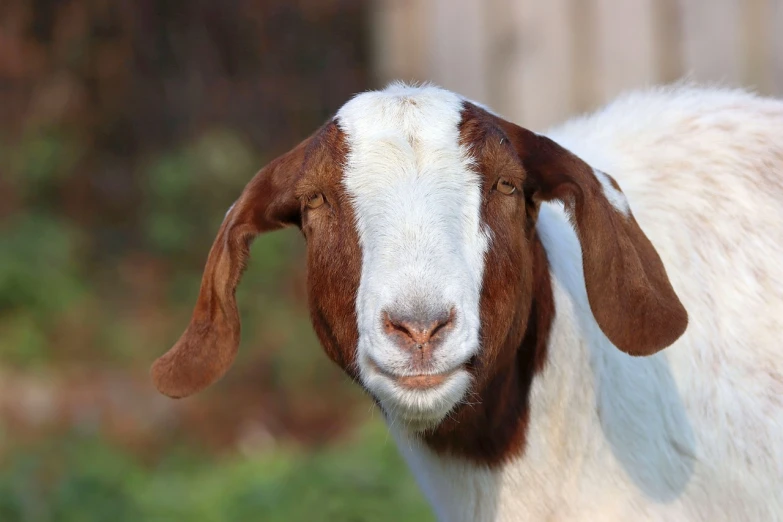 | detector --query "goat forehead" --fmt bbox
[336,83,465,142]
[336,84,484,228]
[334,85,489,298]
